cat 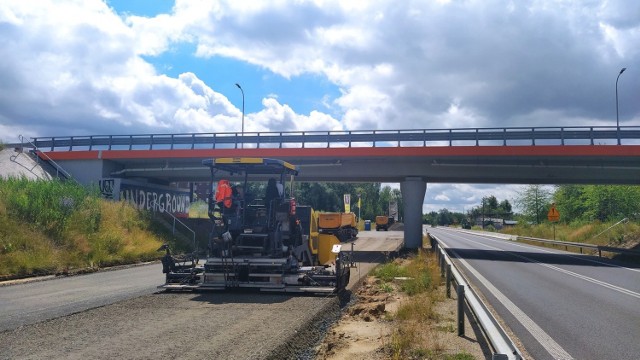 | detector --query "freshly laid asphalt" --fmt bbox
[0,231,402,360]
